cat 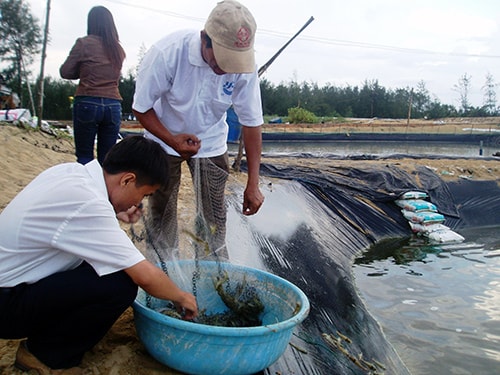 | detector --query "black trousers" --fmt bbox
[0,262,137,368]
